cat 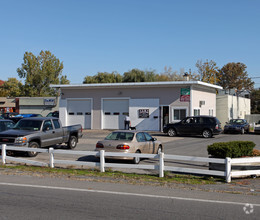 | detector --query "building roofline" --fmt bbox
[50,81,223,90]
